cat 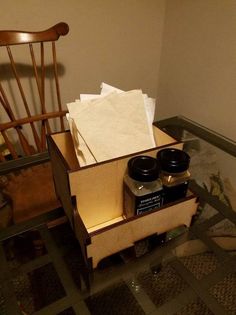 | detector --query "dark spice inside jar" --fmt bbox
[156,148,190,204]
